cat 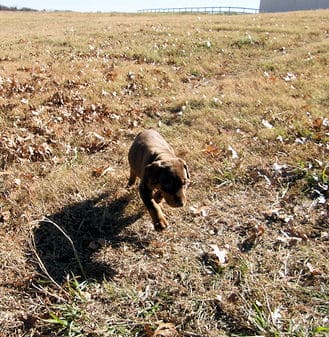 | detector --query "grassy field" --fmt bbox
[0,10,328,337]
